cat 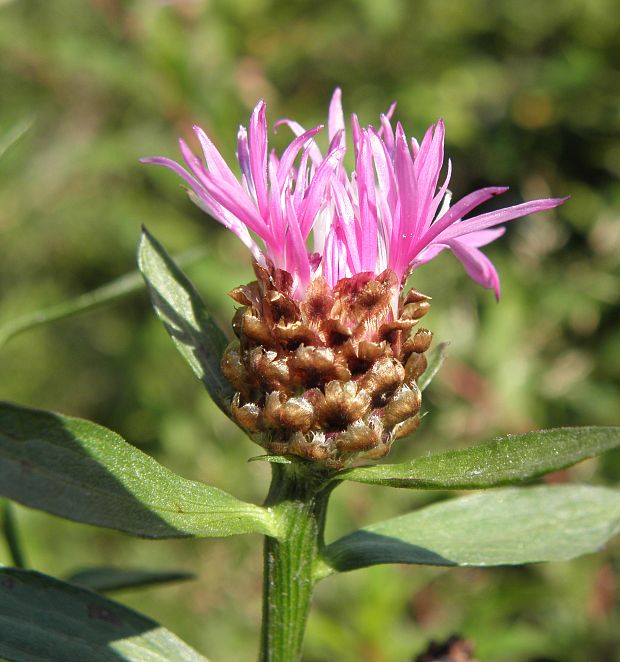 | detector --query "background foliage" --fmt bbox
[1,0,619,660]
